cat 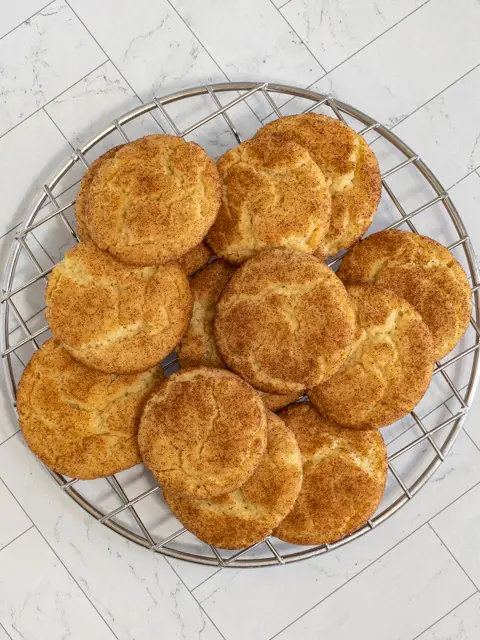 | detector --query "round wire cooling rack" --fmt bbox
[2,82,480,568]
